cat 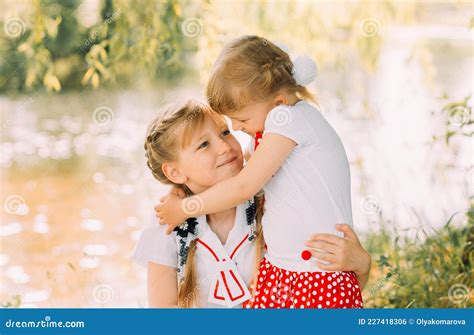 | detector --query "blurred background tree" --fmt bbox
[1,0,192,93]
[1,0,425,94]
